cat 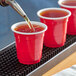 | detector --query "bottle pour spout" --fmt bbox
[6,0,26,18]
